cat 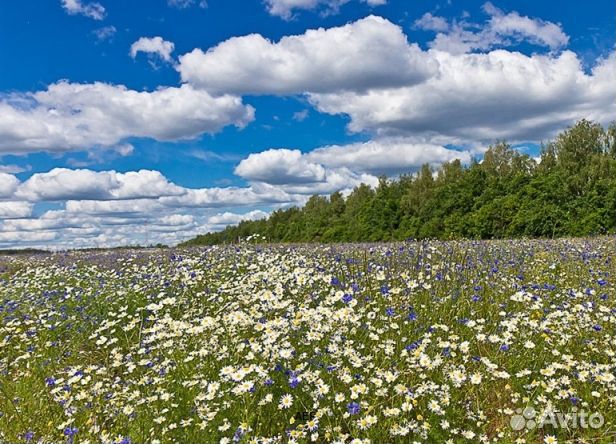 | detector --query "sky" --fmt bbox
[0,0,614,249]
